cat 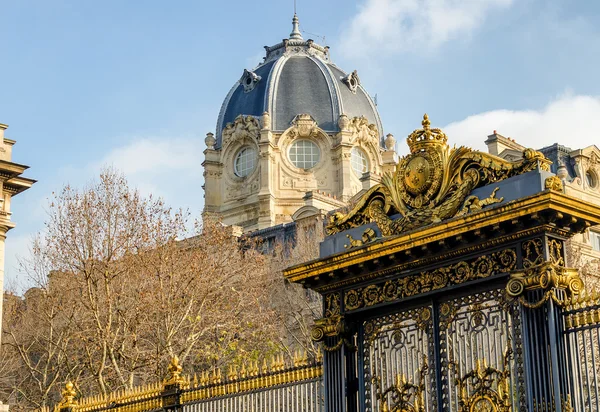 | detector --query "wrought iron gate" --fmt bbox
[563,294,600,411]
[361,288,525,412]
